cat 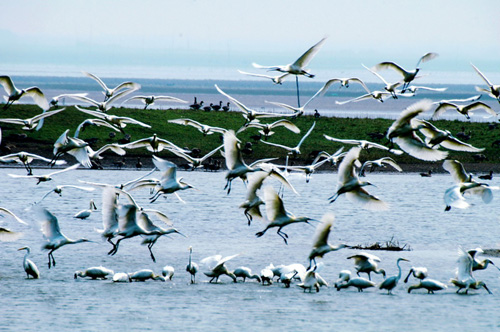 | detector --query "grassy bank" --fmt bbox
[1,104,499,172]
